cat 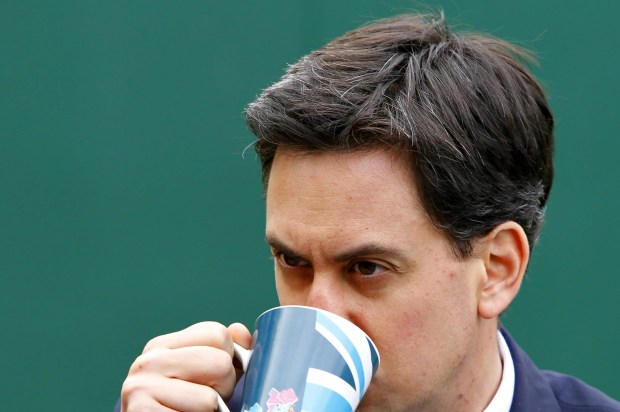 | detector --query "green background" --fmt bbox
[1,1,618,410]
